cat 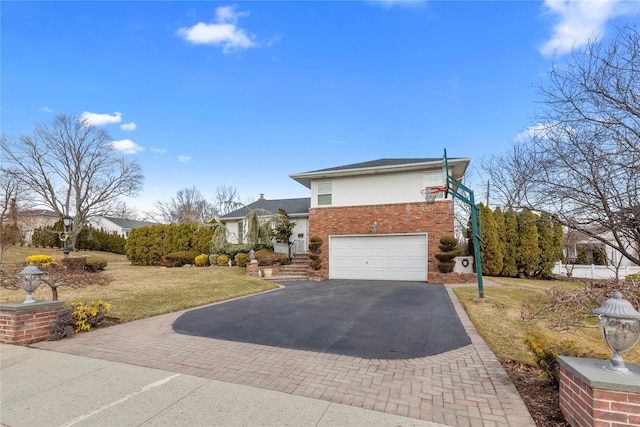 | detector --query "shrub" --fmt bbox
[84,257,107,272]
[625,273,640,285]
[235,253,249,267]
[309,236,323,252]
[194,254,210,267]
[163,251,200,267]
[25,255,55,265]
[50,309,75,341]
[70,300,112,332]
[217,254,230,266]
[435,235,462,273]
[308,236,323,270]
[60,257,86,271]
[254,249,281,266]
[524,332,587,389]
